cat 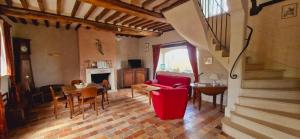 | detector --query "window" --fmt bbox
[202,0,229,17]
[0,21,7,76]
[157,46,198,73]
